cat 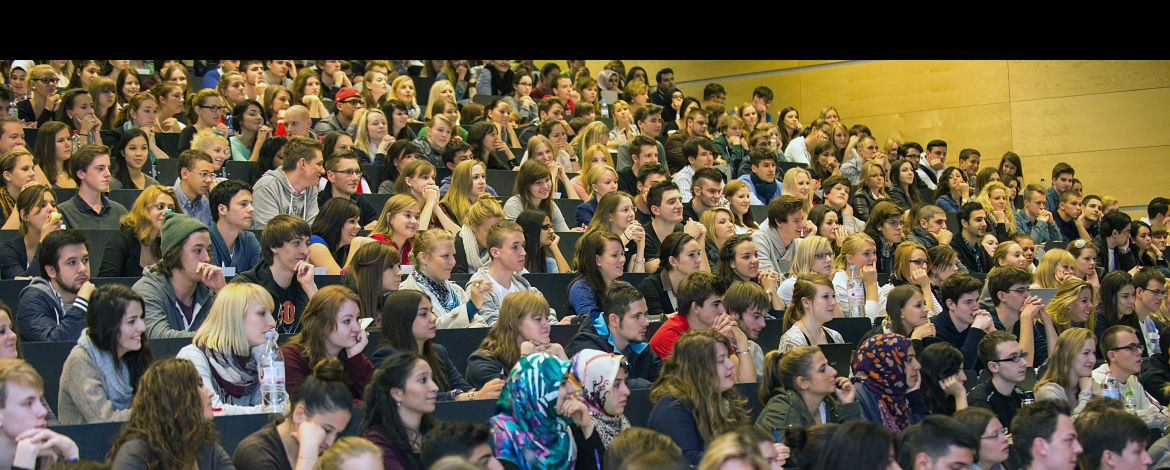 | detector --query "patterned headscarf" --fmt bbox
[852,333,913,431]
[489,353,575,470]
[569,349,631,446]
